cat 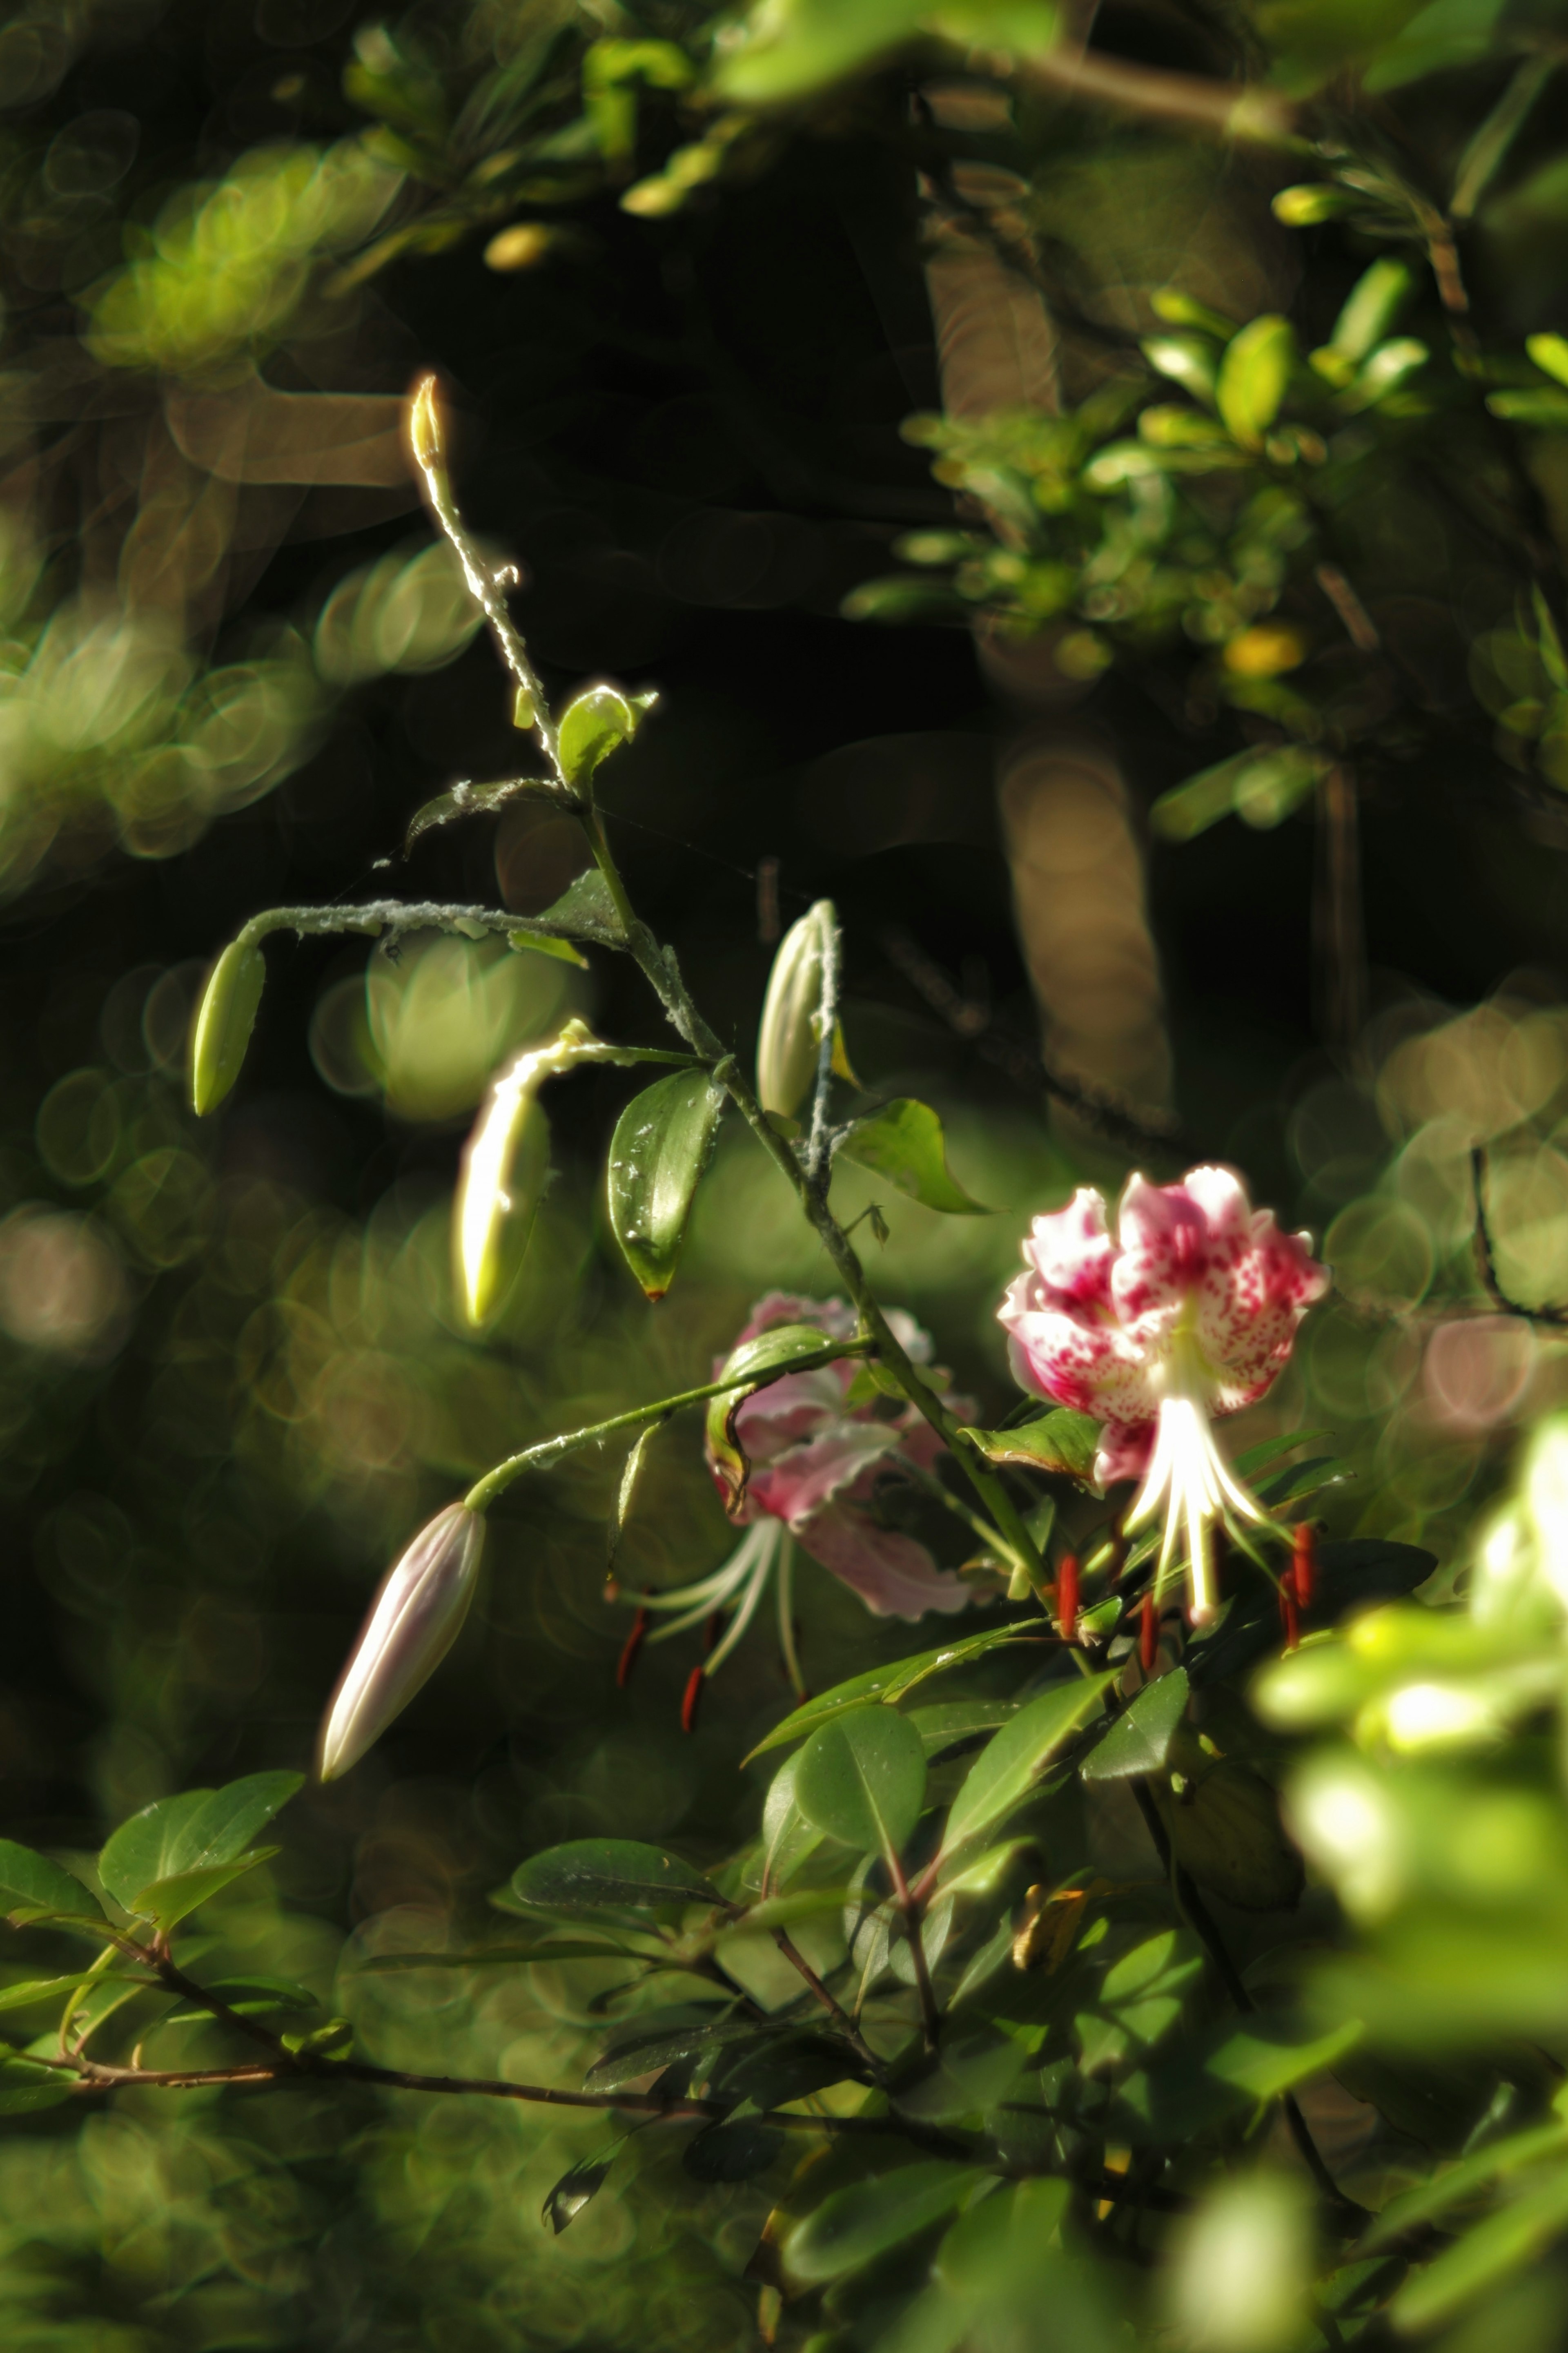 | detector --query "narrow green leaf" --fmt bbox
[606,1421,664,1582]
[961,1411,1100,1483]
[1204,2017,1363,2103]
[839,1100,989,1214]
[508,929,590,969]
[1216,314,1295,448]
[941,1673,1115,1861]
[1082,1670,1189,1782]
[1359,2123,1568,2253]
[1232,1429,1334,1478]
[743,1625,1043,1762]
[795,1708,927,1860]
[0,1840,103,1926]
[403,775,557,853]
[608,1068,726,1301]
[98,1772,303,1915]
[130,1849,279,1930]
[584,2014,773,2092]
[1328,259,1411,361]
[0,1971,145,2013]
[1140,334,1219,406]
[1390,2166,1568,2333]
[1486,390,1568,428]
[786,2162,985,2284]
[1528,332,1568,391]
[510,1838,721,1915]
